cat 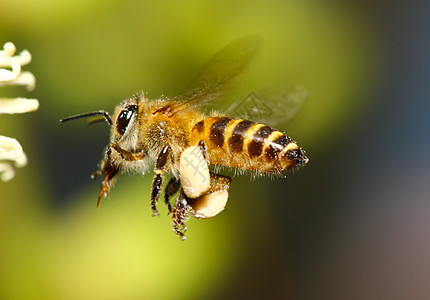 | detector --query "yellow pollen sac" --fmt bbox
[180,146,210,198]
[191,189,229,219]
